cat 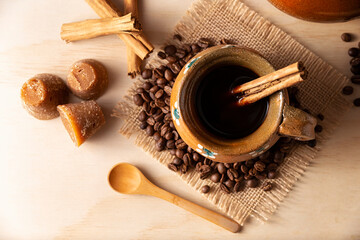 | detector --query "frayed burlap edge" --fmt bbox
[112,0,352,225]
